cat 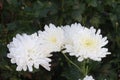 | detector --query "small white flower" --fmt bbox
[38,23,65,52]
[83,75,95,80]
[7,33,51,72]
[64,23,110,61]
